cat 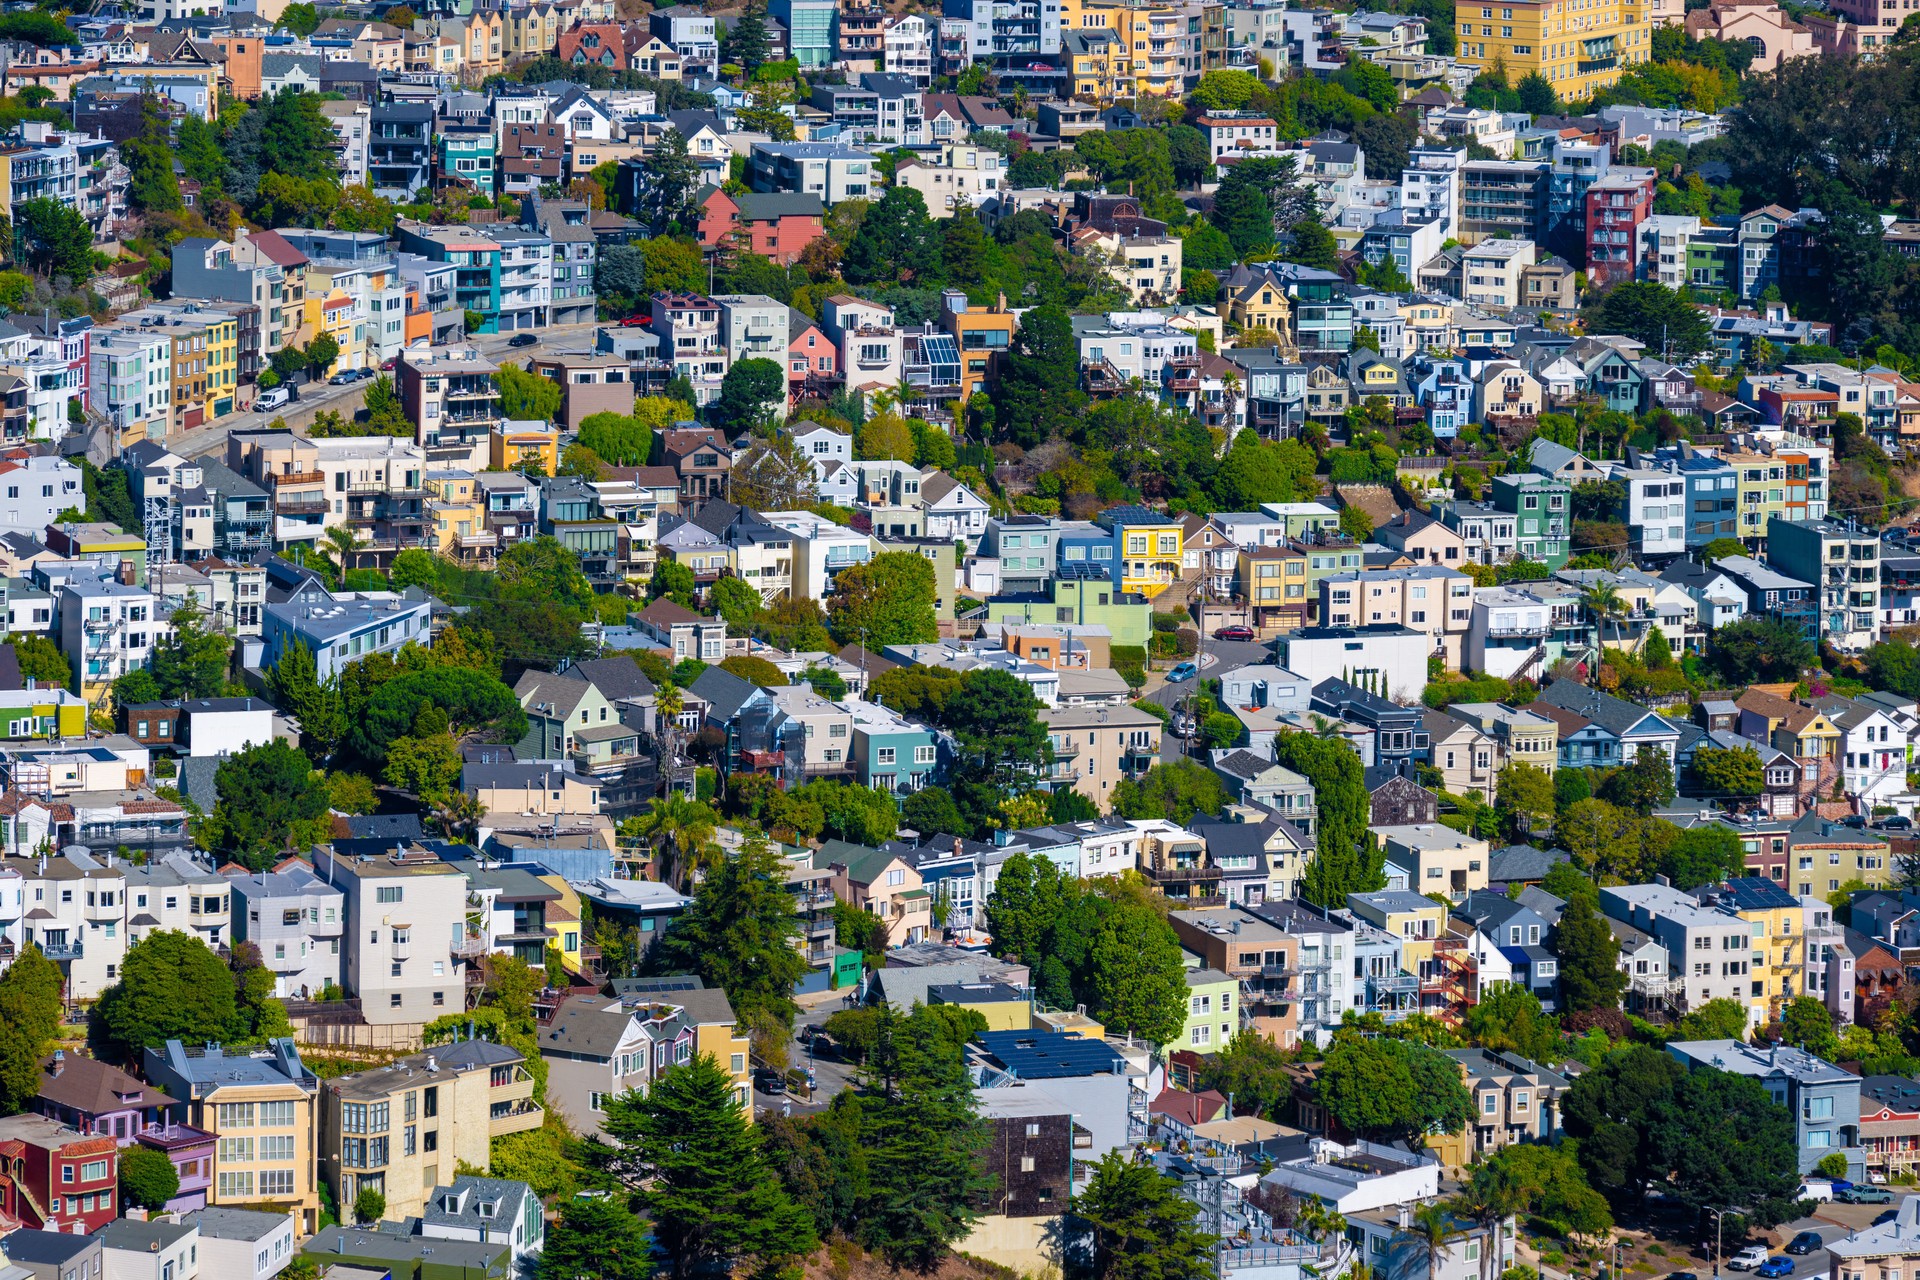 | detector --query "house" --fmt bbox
[1378,824,1490,901]
[1666,1039,1861,1175]
[693,188,826,265]
[1430,1048,1571,1168]
[820,840,933,947]
[32,1051,214,1212]
[420,1177,545,1264]
[1452,891,1560,1009]
[1535,679,1682,769]
[0,1113,120,1233]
